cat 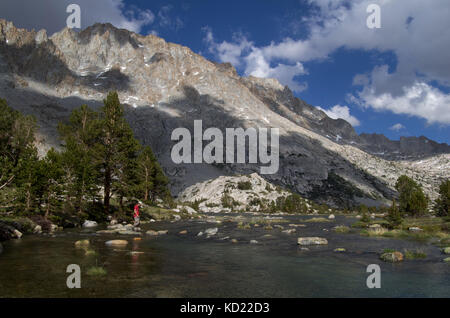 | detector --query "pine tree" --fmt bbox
[58,104,101,215]
[36,148,64,219]
[96,92,140,214]
[434,179,449,217]
[386,199,402,228]
[395,175,428,216]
